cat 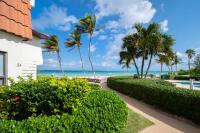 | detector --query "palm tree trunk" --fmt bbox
[57,53,64,75]
[145,53,153,78]
[160,63,163,79]
[78,47,84,73]
[141,56,145,79]
[132,57,140,78]
[89,34,95,77]
[188,58,191,71]
[168,65,171,74]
